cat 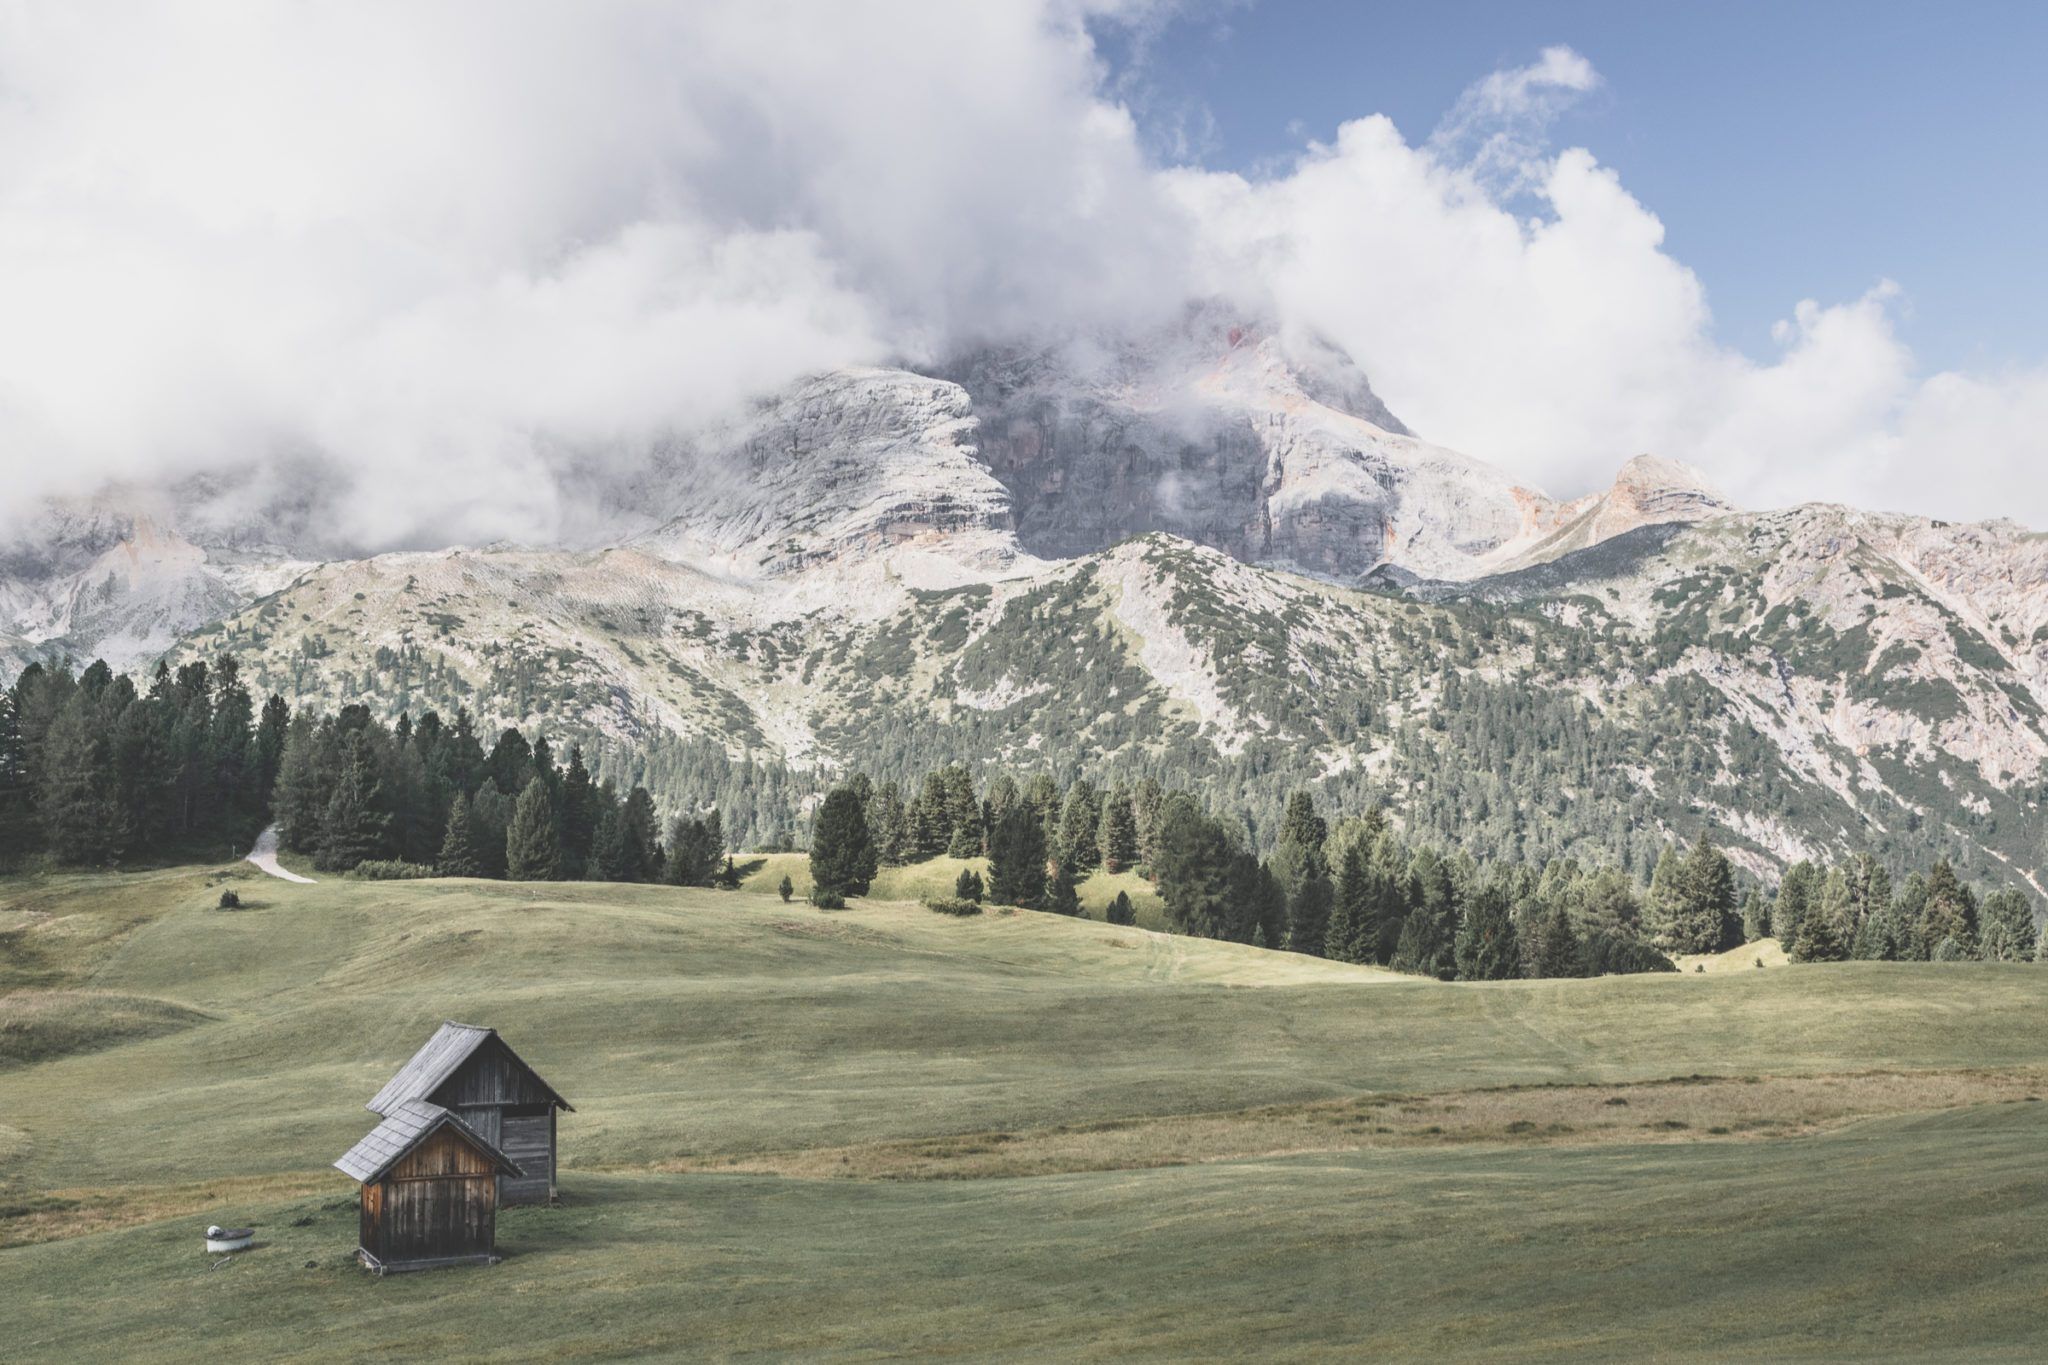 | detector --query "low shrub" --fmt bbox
[216,890,242,910]
[924,896,983,917]
[350,860,437,881]
[810,889,847,910]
